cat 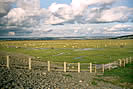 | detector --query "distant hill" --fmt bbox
[110,35,133,39]
[0,37,57,41]
[0,35,132,41]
